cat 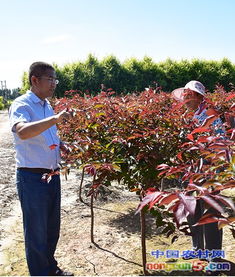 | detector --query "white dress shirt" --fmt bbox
[9,90,61,170]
